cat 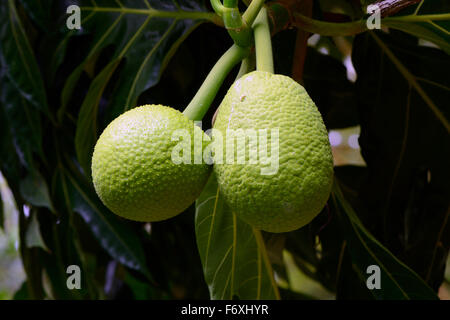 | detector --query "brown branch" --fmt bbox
[371,0,421,18]
[291,0,313,84]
